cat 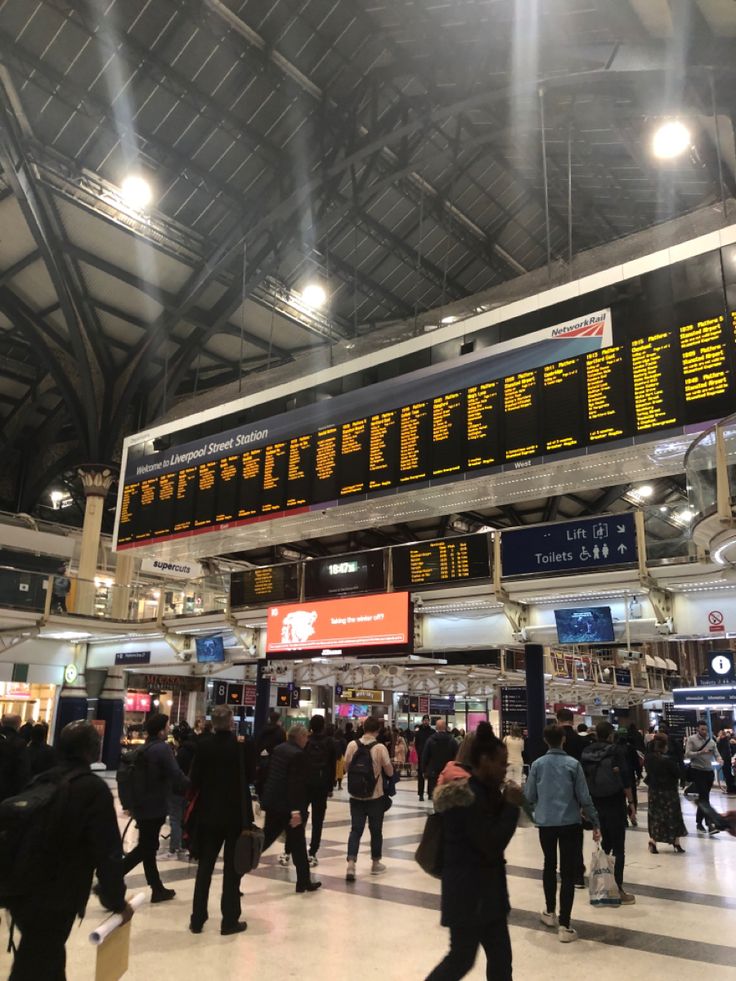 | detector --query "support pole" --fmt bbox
[524,643,546,764]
